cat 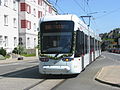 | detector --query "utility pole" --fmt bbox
[80,16,92,28]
